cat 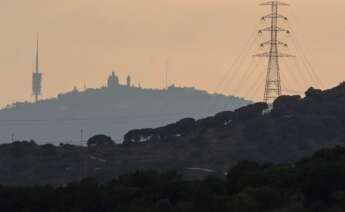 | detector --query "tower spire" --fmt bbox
[165,60,169,90]
[254,1,294,104]
[32,37,42,102]
[36,38,39,73]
